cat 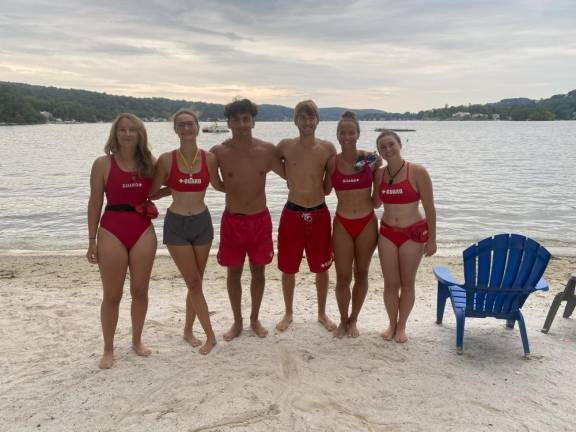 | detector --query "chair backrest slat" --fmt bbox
[463,244,478,311]
[475,237,493,312]
[485,234,510,312]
